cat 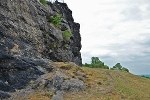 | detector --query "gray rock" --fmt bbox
[50,49,73,62]
[52,2,82,66]
[0,90,11,99]
[61,78,85,92]
[0,0,82,96]
[0,0,82,66]
[46,72,69,92]
[45,72,86,92]
[0,80,14,92]
[51,91,63,100]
